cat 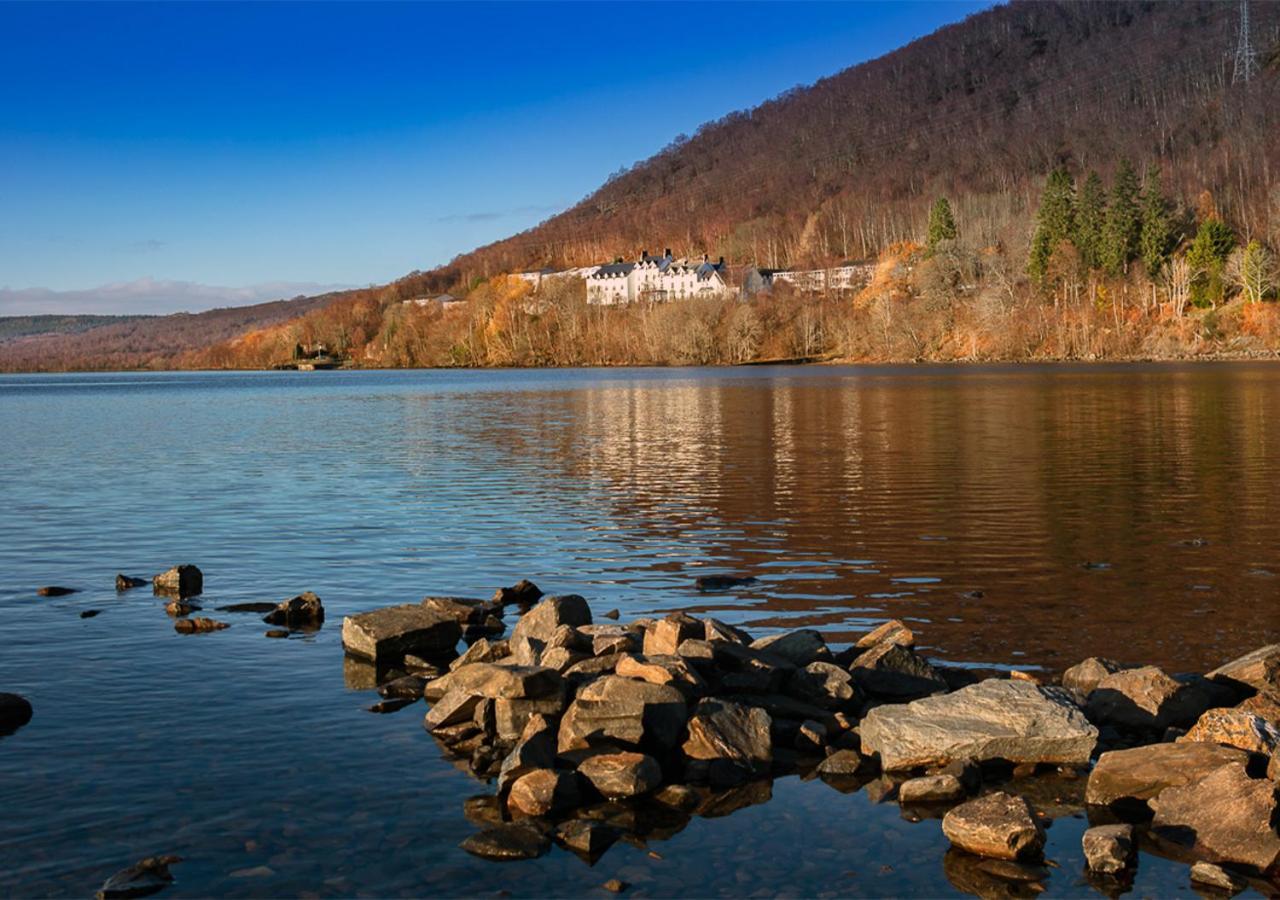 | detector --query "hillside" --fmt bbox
[0,314,154,344]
